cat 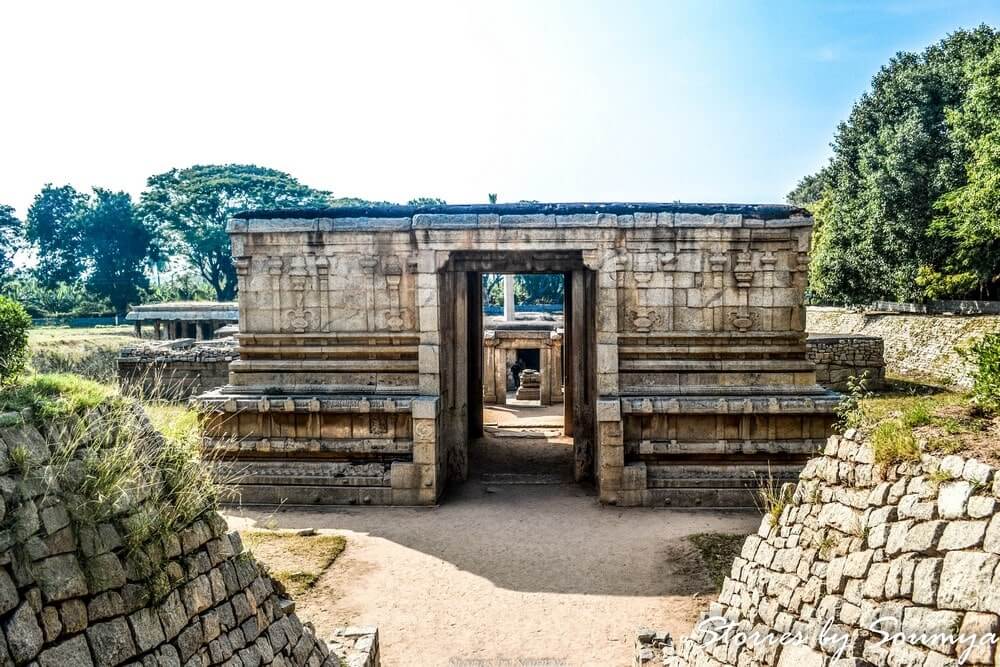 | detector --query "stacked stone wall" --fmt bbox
[806,335,885,391]
[0,416,375,666]
[117,339,236,400]
[806,307,1000,388]
[662,432,1000,667]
